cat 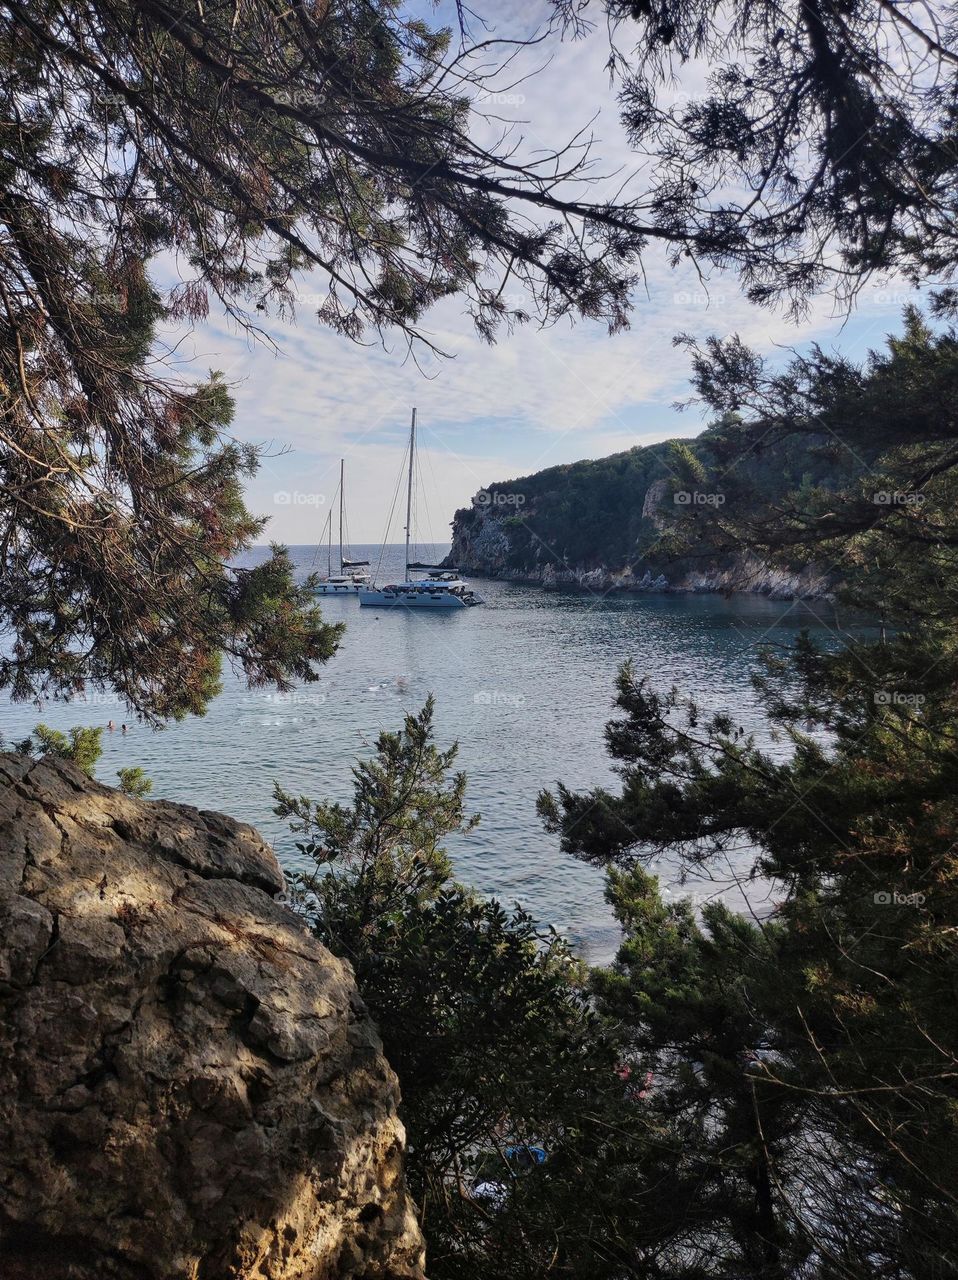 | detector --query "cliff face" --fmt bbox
[0,753,425,1280]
